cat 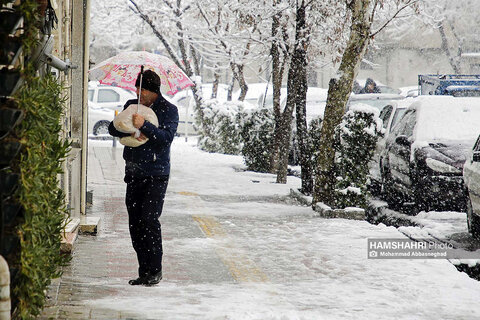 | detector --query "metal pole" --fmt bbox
[137,65,144,112]
[184,91,190,142]
[113,110,118,148]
